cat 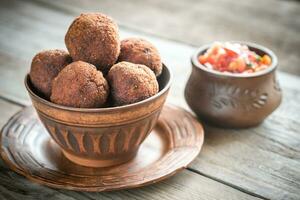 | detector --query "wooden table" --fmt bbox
[0,0,299,199]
